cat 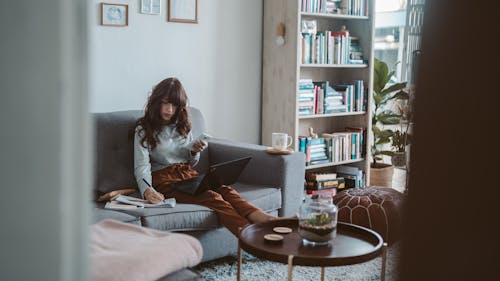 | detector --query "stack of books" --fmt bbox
[304,172,346,197]
[298,136,329,166]
[298,79,316,116]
